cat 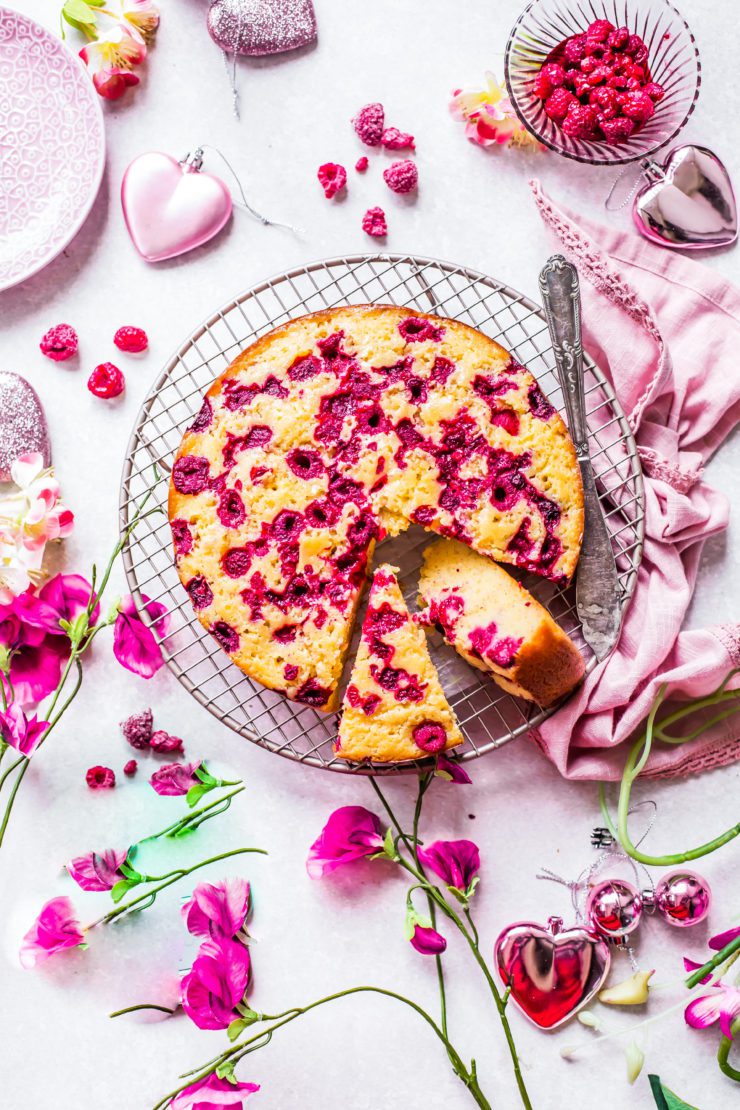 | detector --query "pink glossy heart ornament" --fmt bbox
[121,151,232,262]
[633,145,738,251]
[494,916,611,1029]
